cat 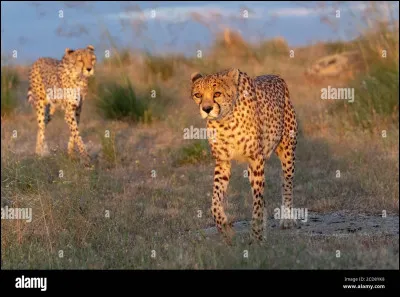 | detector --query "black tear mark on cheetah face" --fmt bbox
[191,68,240,120]
[63,45,97,78]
